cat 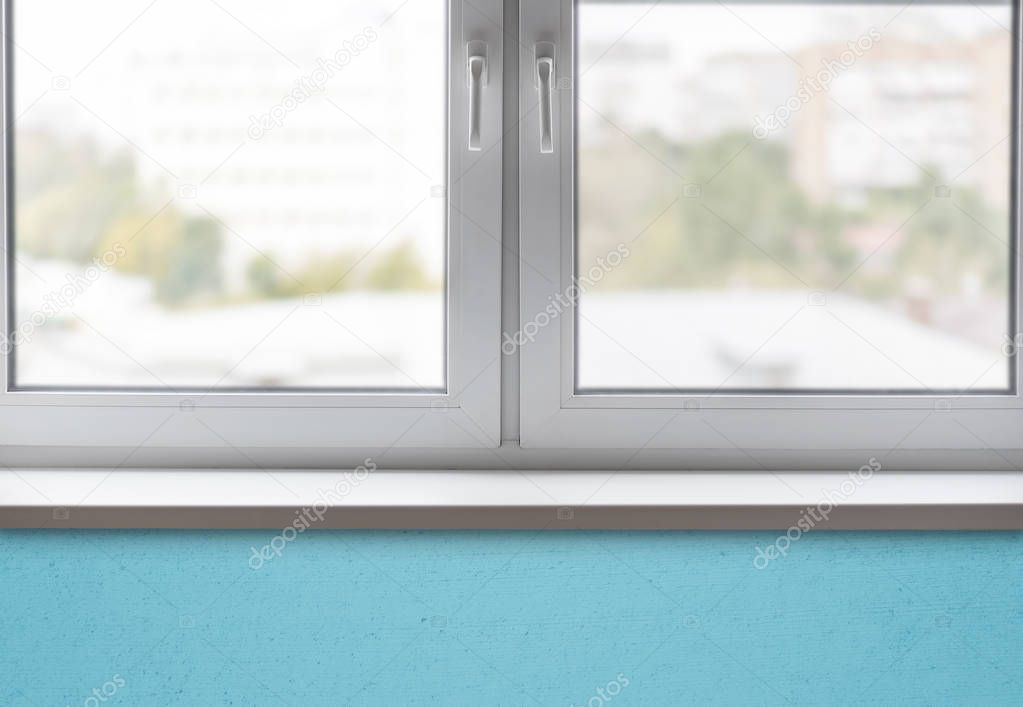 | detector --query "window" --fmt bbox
[520,0,1023,468]
[14,1,448,392]
[574,2,1012,394]
[3,0,503,455]
[2,0,1022,504]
